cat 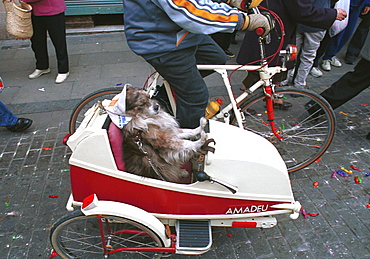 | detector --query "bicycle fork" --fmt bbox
[264,86,283,141]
